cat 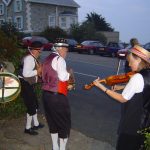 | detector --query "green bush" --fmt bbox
[138,127,150,150]
[0,96,26,119]
[0,29,18,60]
